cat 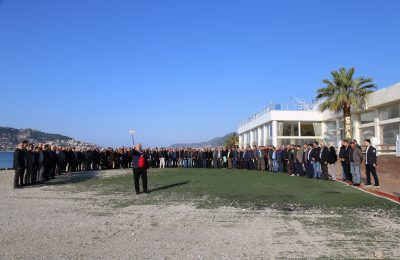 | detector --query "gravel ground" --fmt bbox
[1,169,399,259]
